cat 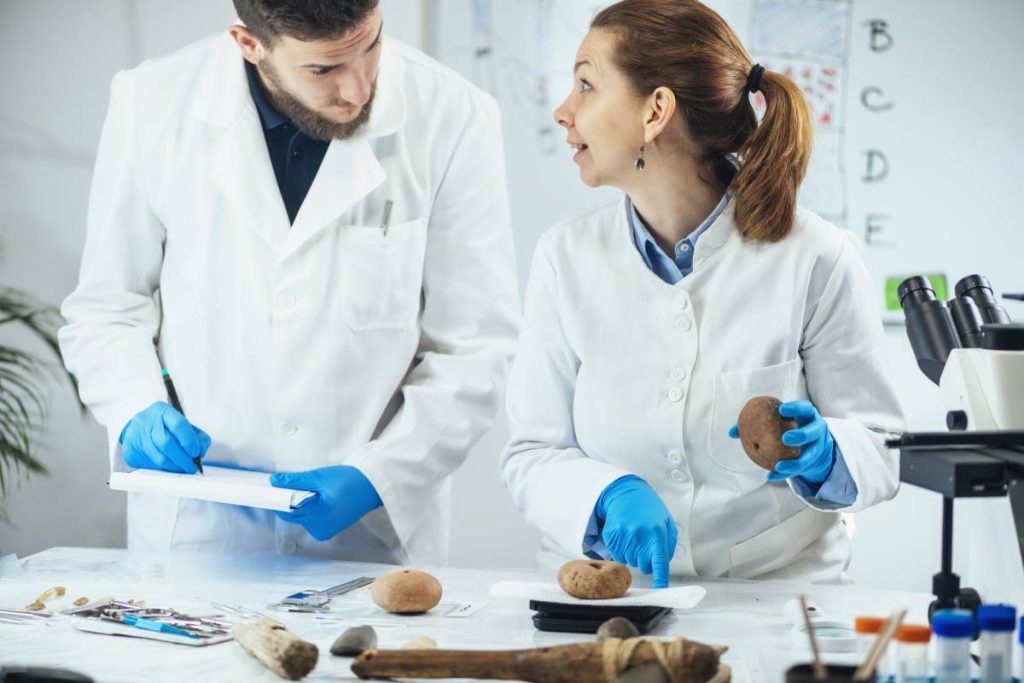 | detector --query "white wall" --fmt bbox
[1,1,1016,601]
